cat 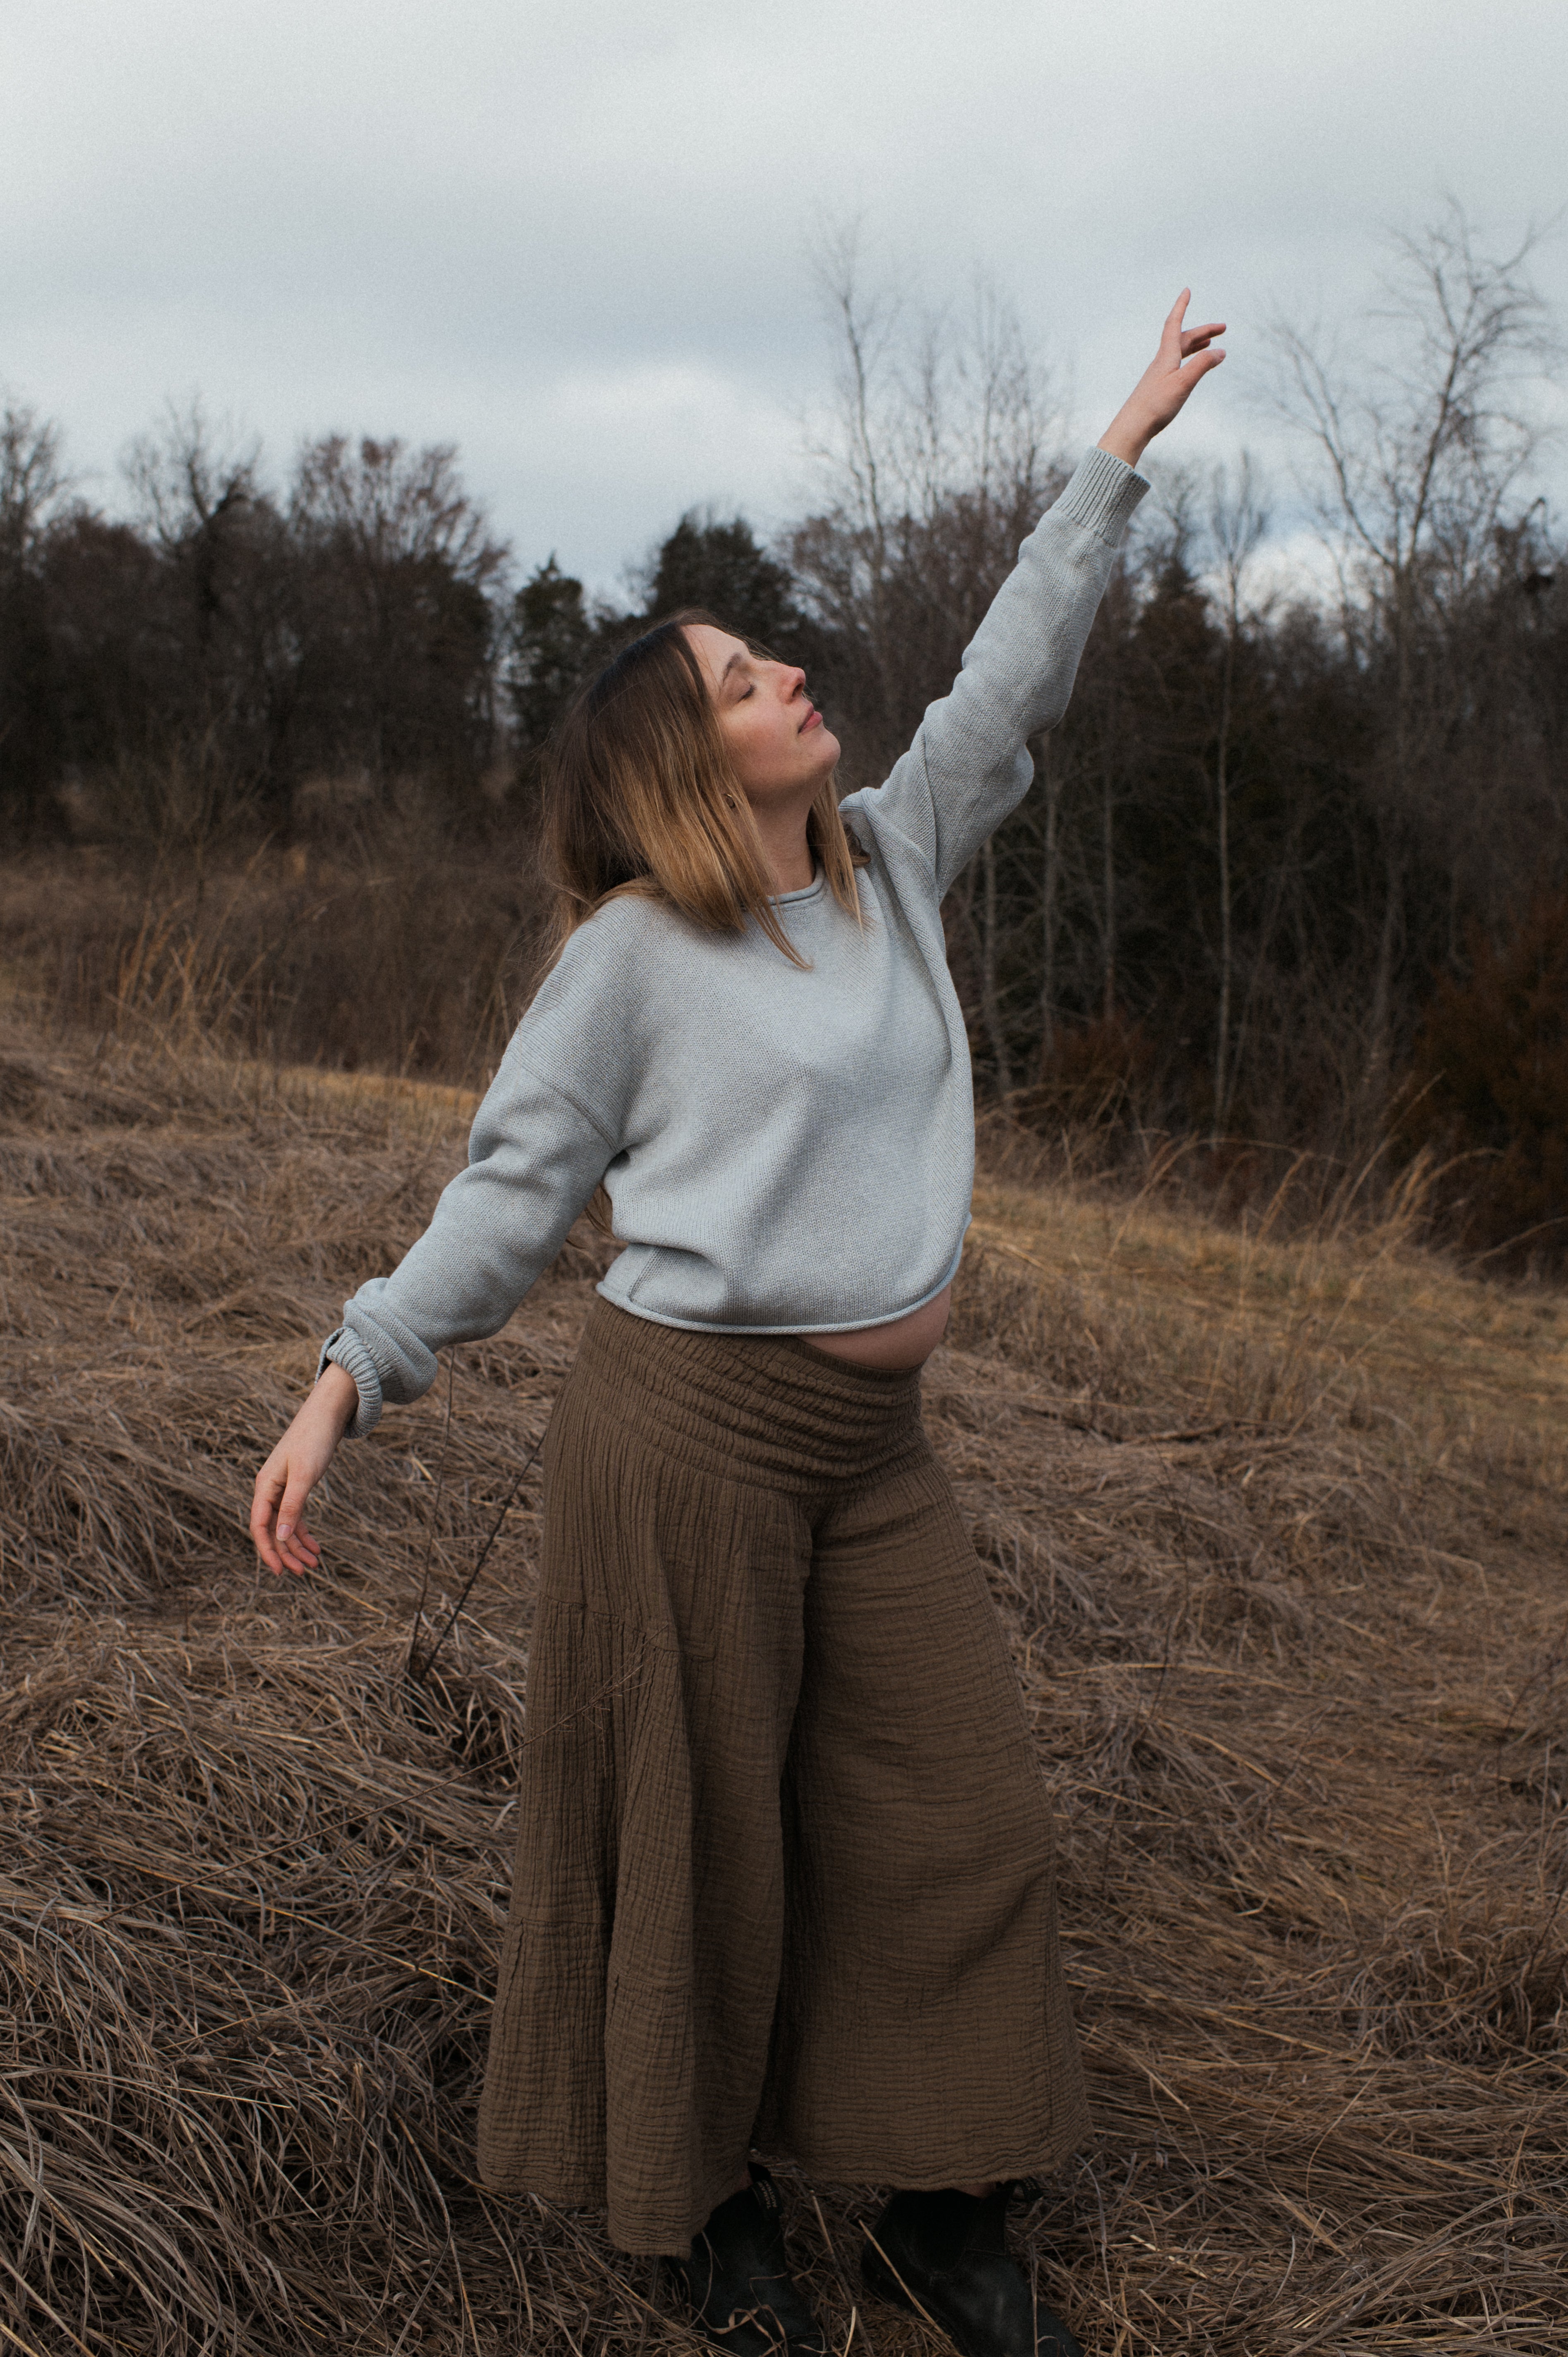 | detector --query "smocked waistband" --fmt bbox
[568,1295,924,1490]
